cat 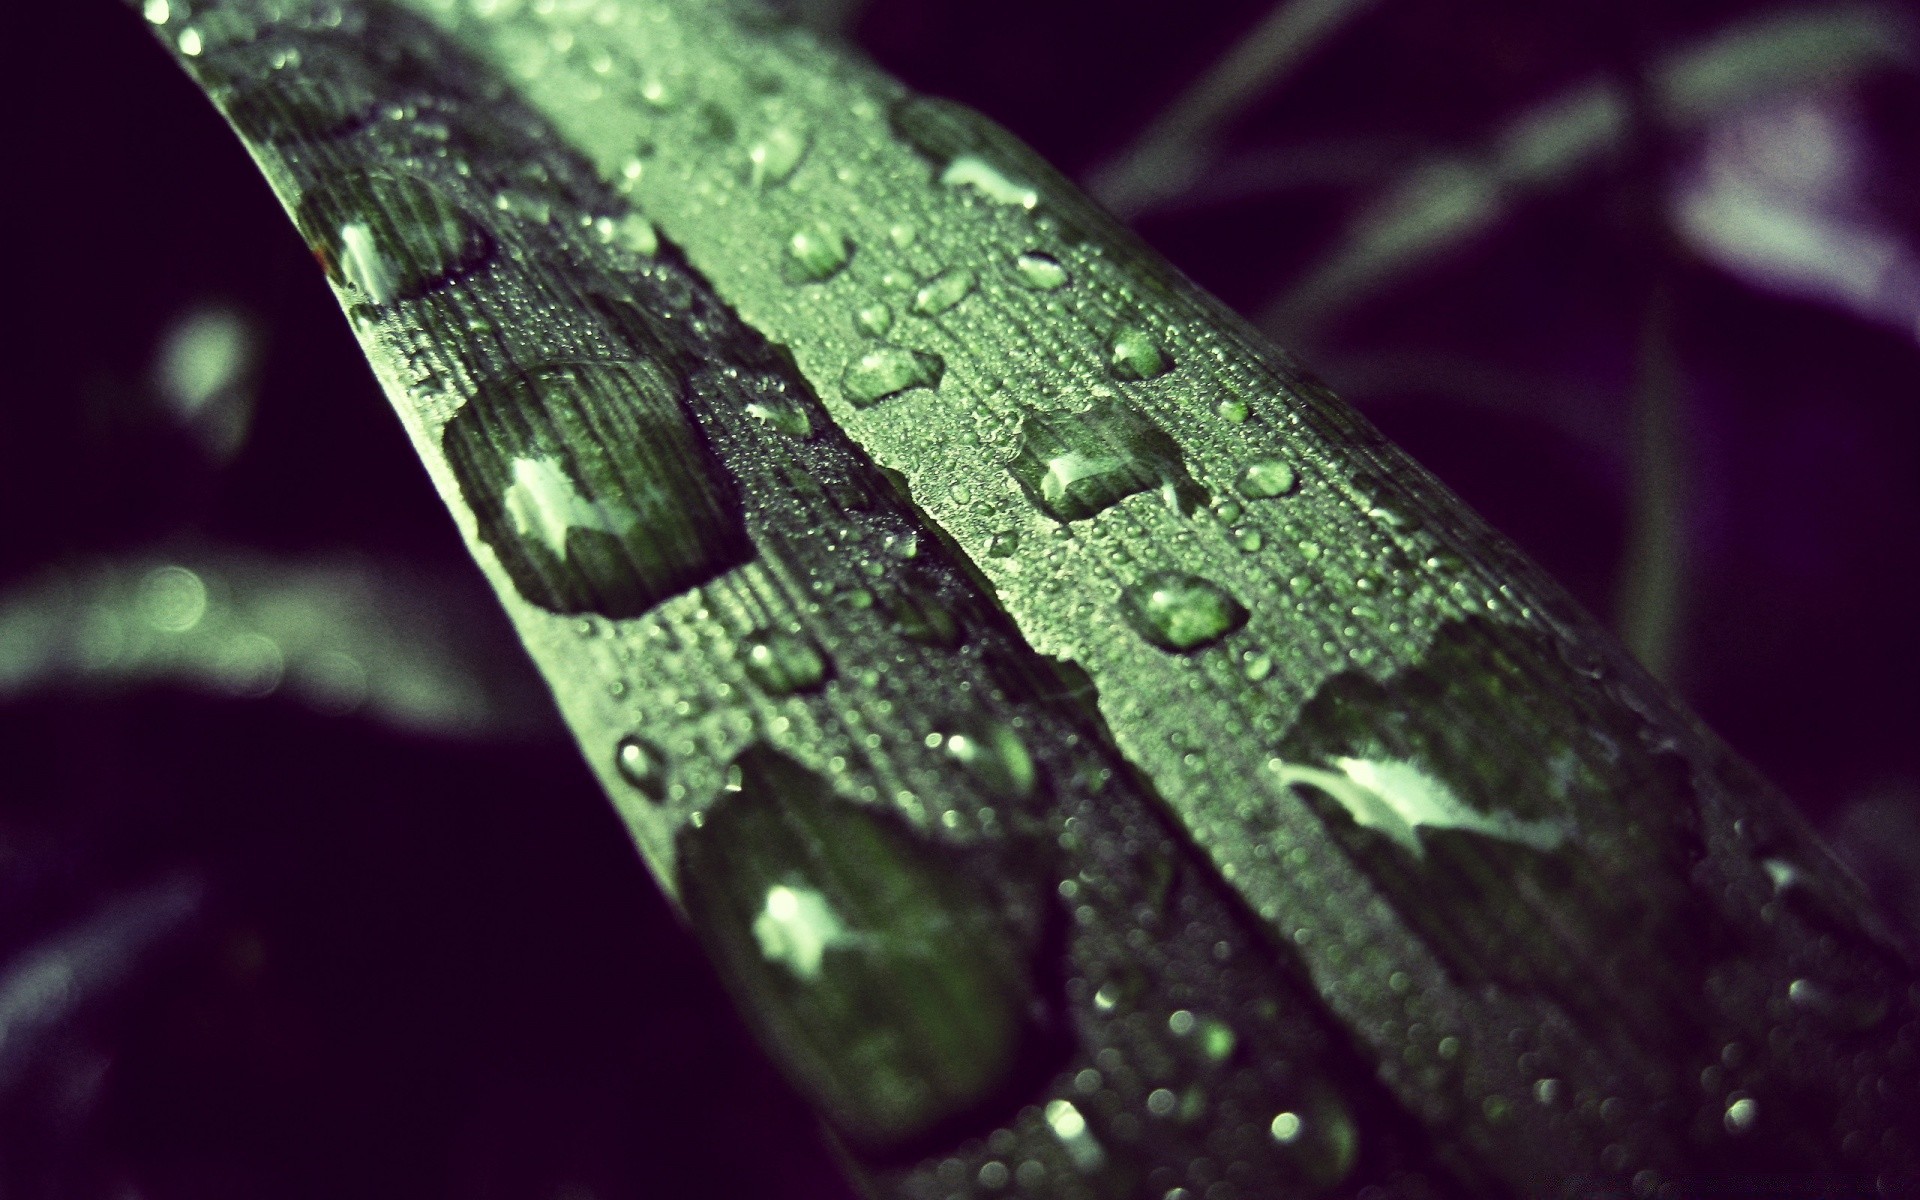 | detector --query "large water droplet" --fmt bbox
[843,346,946,407]
[784,223,852,283]
[1107,325,1170,381]
[1238,459,1297,499]
[442,361,751,617]
[1013,250,1069,290]
[743,629,830,695]
[747,124,809,186]
[1120,572,1248,652]
[940,721,1038,799]
[296,171,491,304]
[912,267,976,316]
[614,734,668,800]
[1005,400,1207,522]
[677,745,1061,1152]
